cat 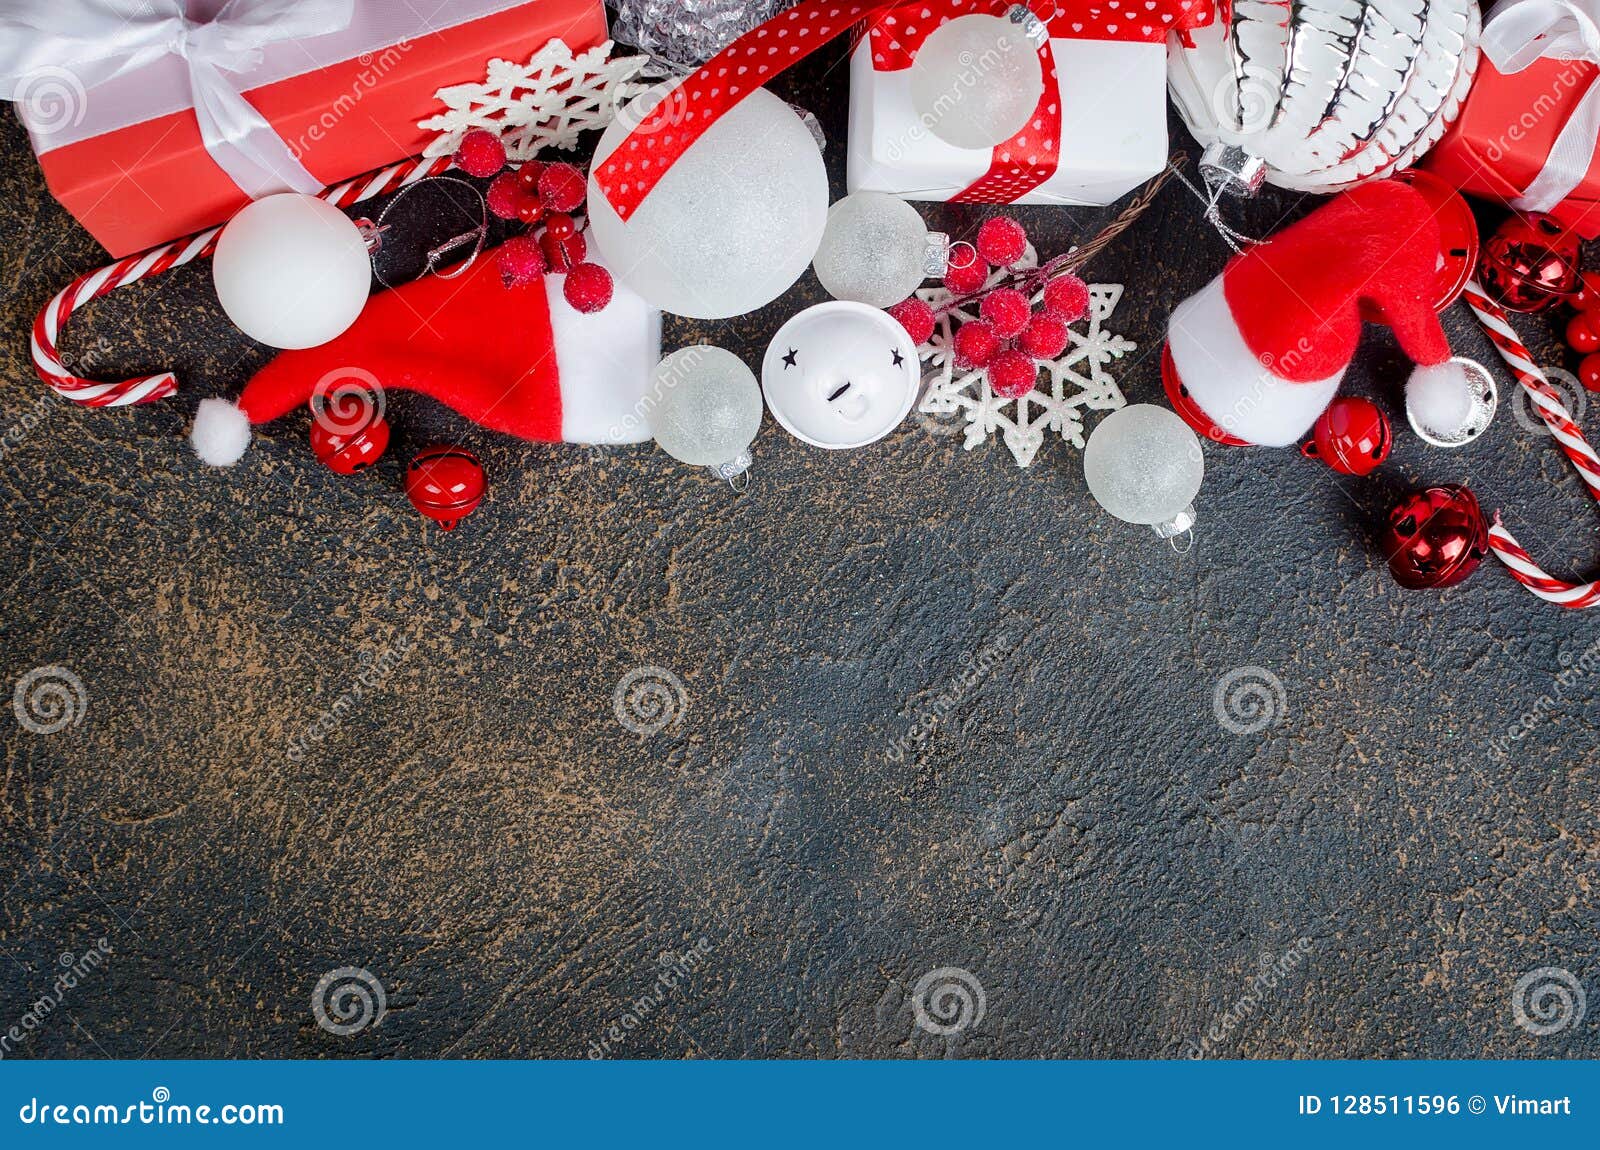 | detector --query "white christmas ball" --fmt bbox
[908,14,1044,150]
[812,193,932,308]
[586,84,829,319]
[651,346,764,471]
[1083,405,1205,526]
[212,193,371,349]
